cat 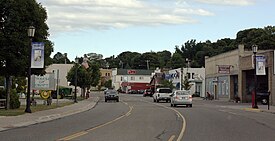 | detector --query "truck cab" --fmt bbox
[153,88,172,103]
